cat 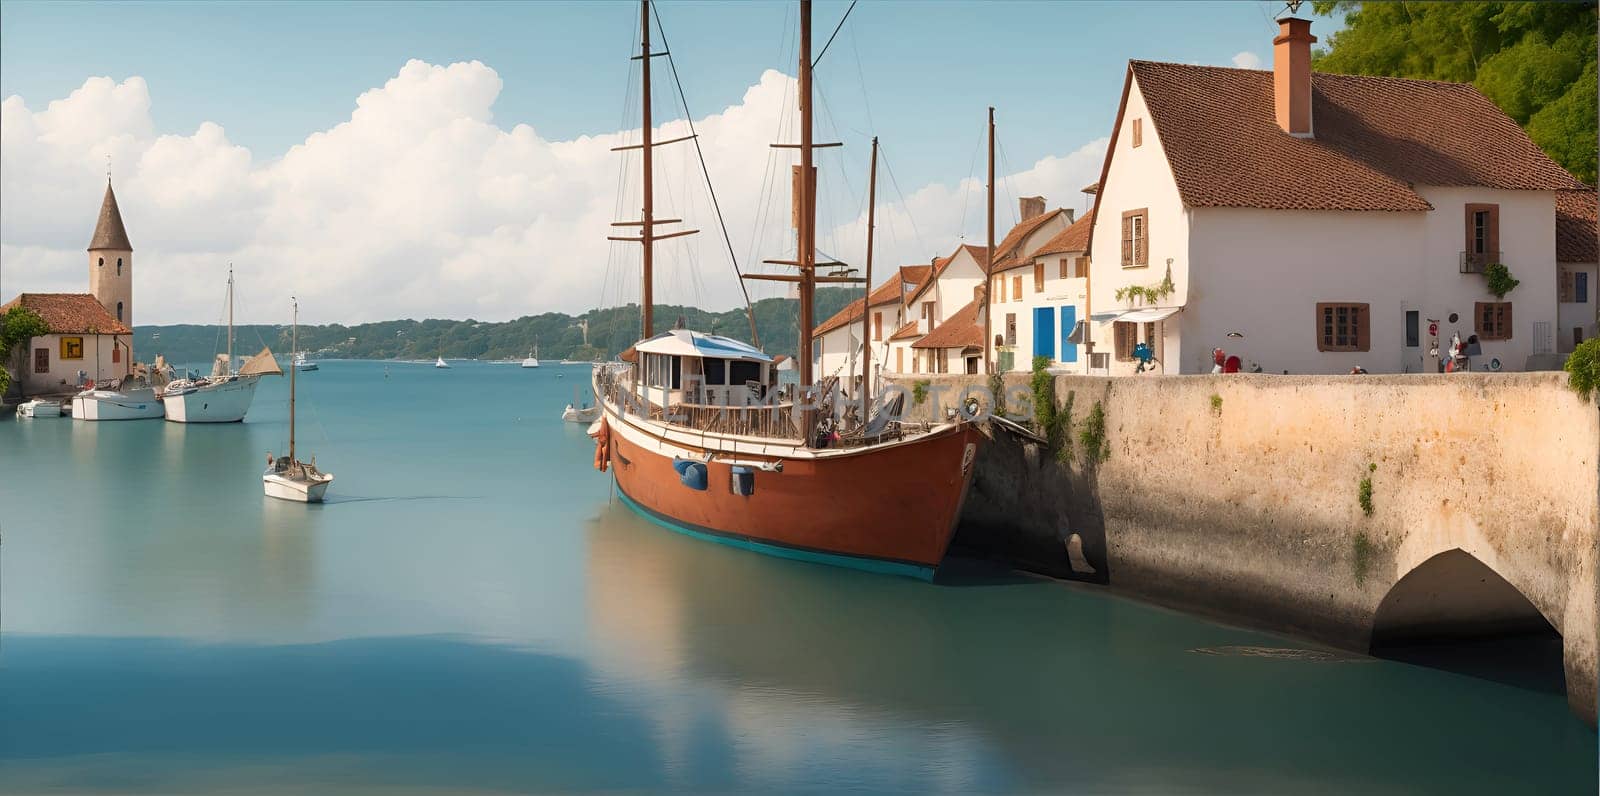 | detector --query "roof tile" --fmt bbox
[911,299,983,350]
[1,293,133,335]
[1557,189,1598,264]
